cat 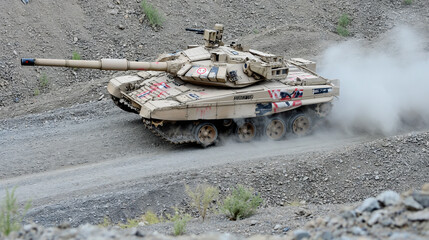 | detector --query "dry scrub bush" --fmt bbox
[72,51,81,60]
[167,208,191,236]
[0,188,31,236]
[185,184,219,221]
[141,0,164,28]
[118,210,162,229]
[337,13,351,37]
[222,185,262,220]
